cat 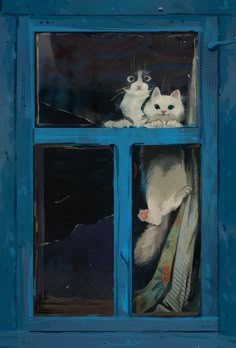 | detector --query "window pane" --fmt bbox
[132,145,200,316]
[34,145,114,316]
[36,32,198,128]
